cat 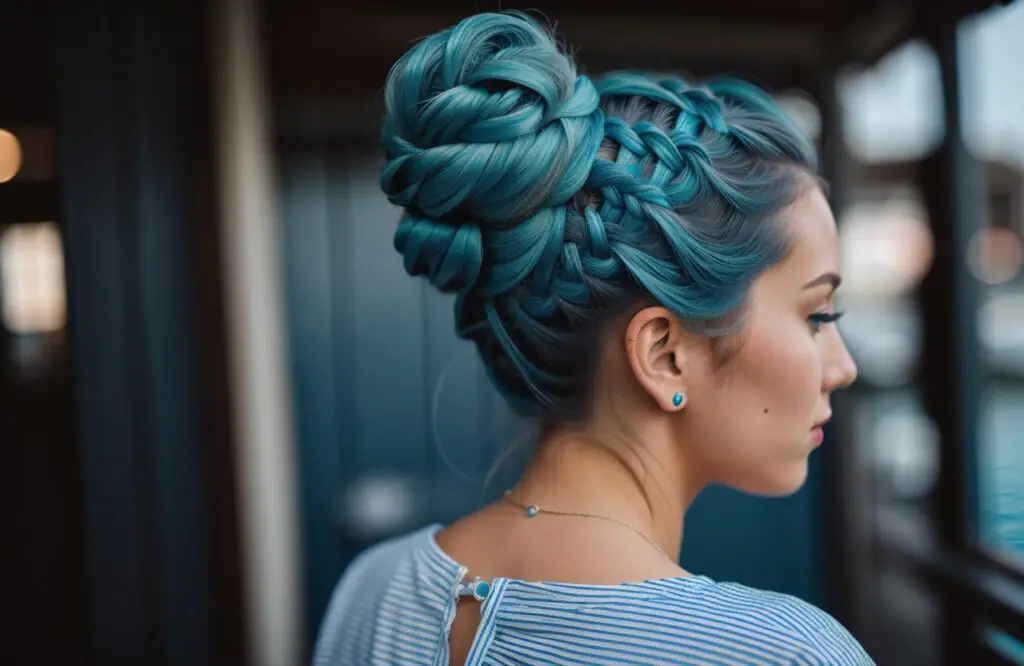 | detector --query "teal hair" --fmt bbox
[380,11,818,421]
